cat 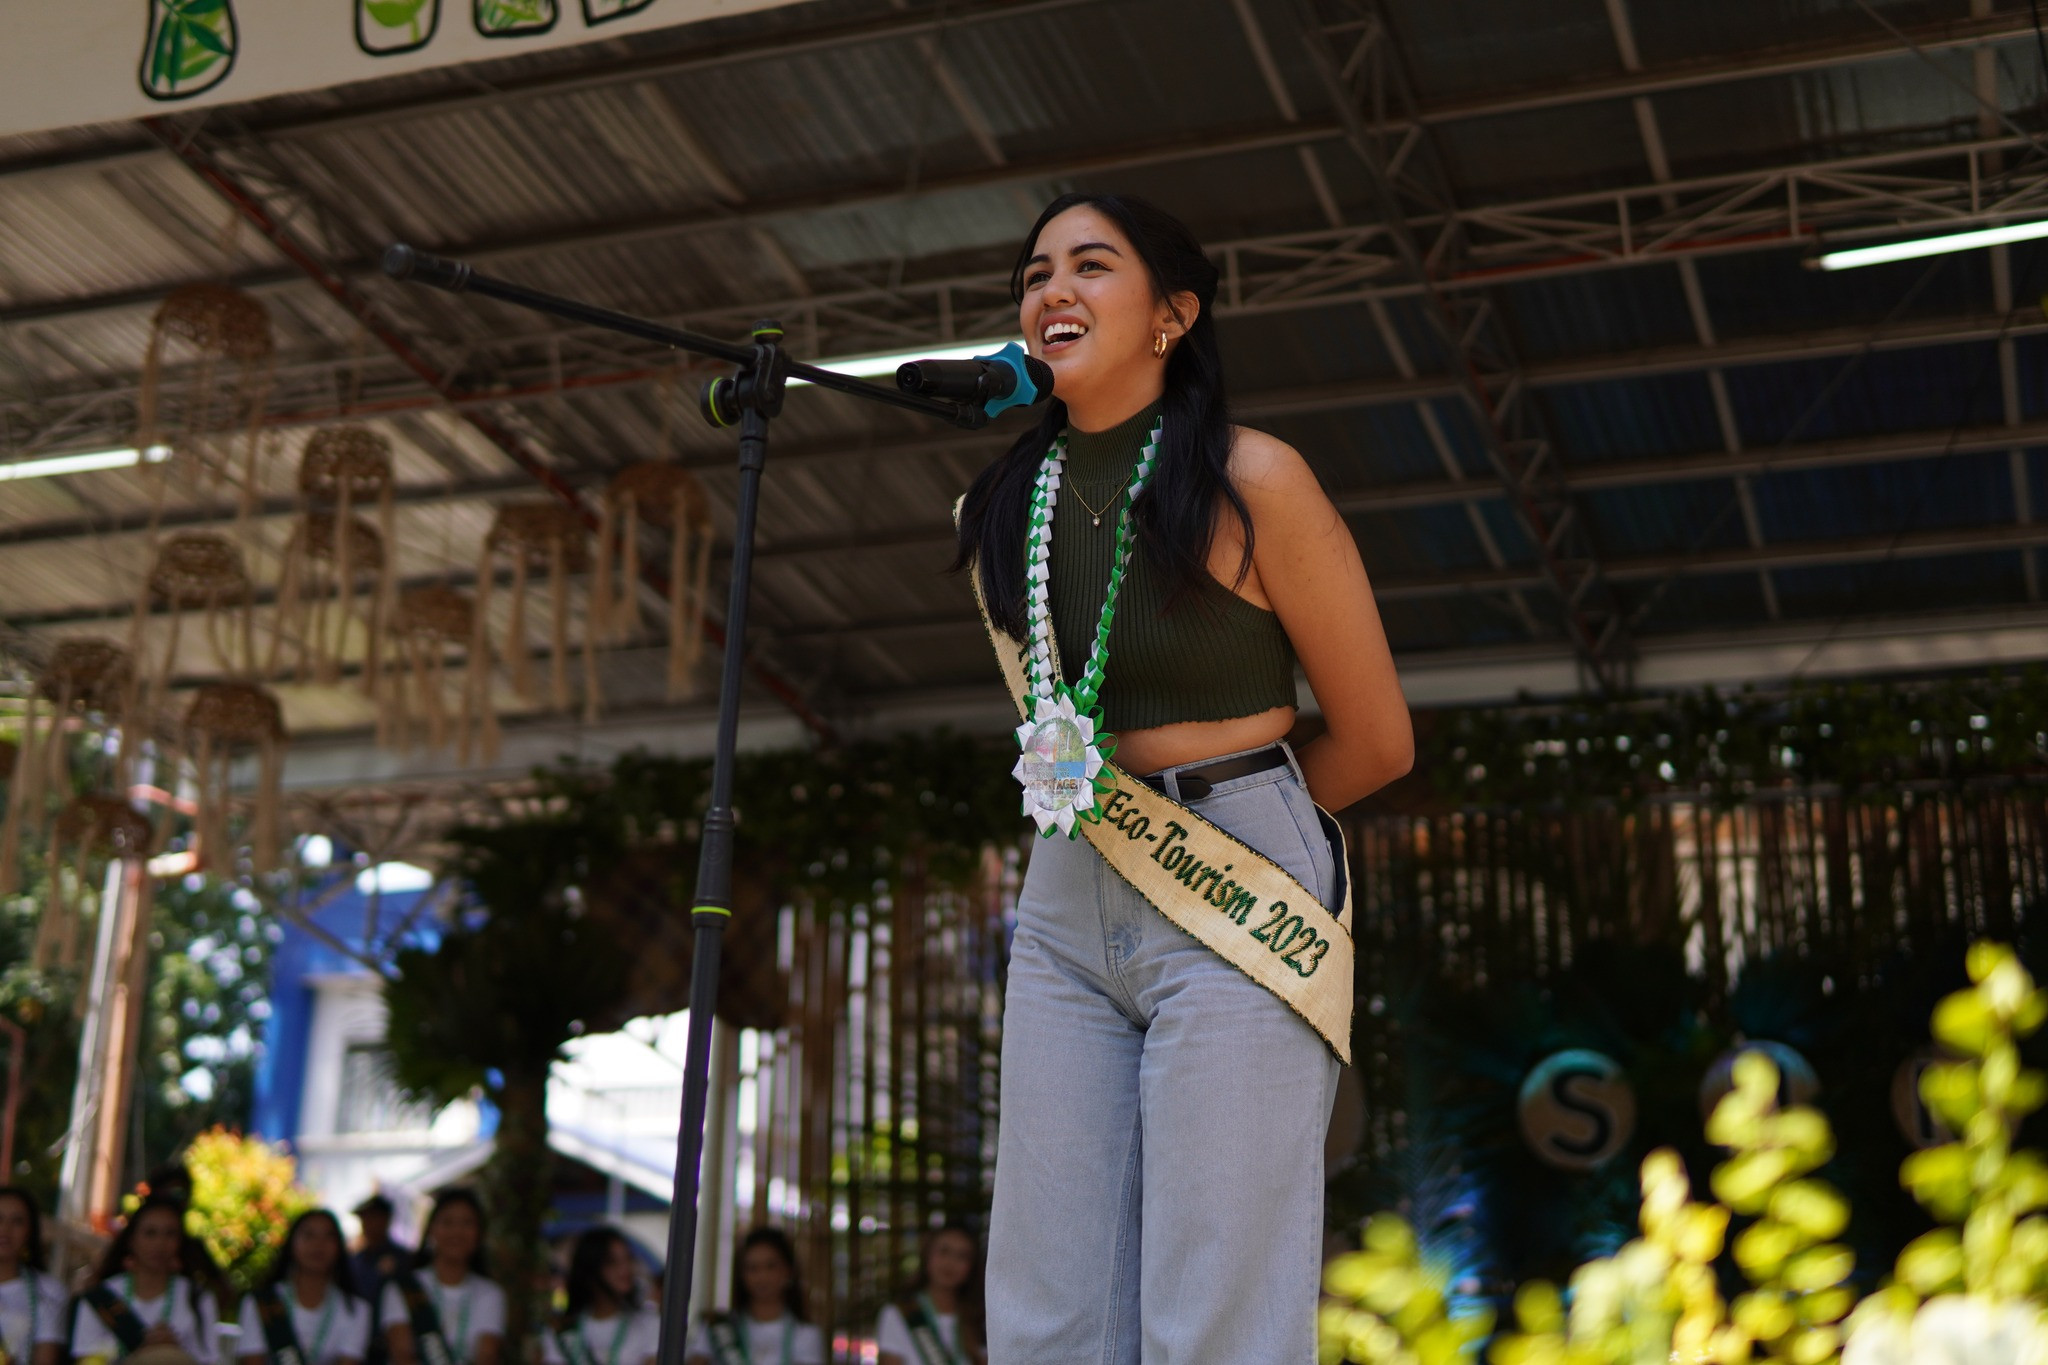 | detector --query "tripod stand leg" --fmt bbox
[658,404,770,1365]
